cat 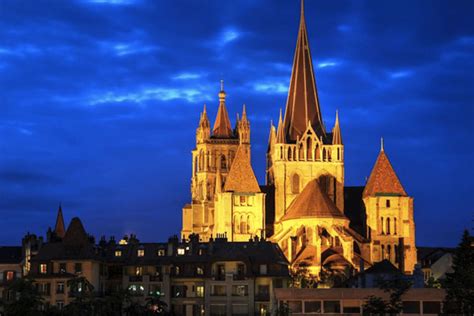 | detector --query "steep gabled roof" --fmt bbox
[223,146,260,193]
[363,148,407,198]
[332,110,342,145]
[282,0,325,142]
[282,179,346,221]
